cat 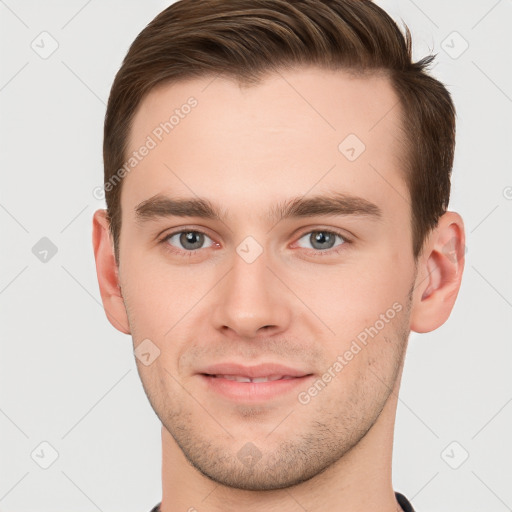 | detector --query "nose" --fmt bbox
[211,246,292,340]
